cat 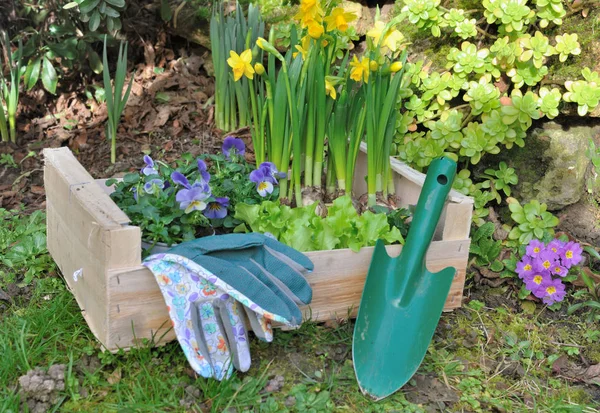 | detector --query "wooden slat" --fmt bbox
[103,239,469,351]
